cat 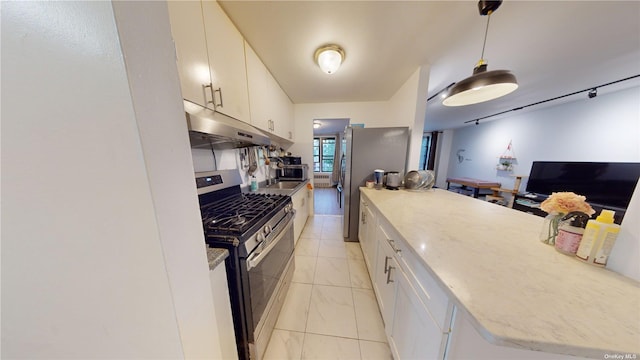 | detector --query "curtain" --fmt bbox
[427,131,439,170]
[331,132,342,185]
